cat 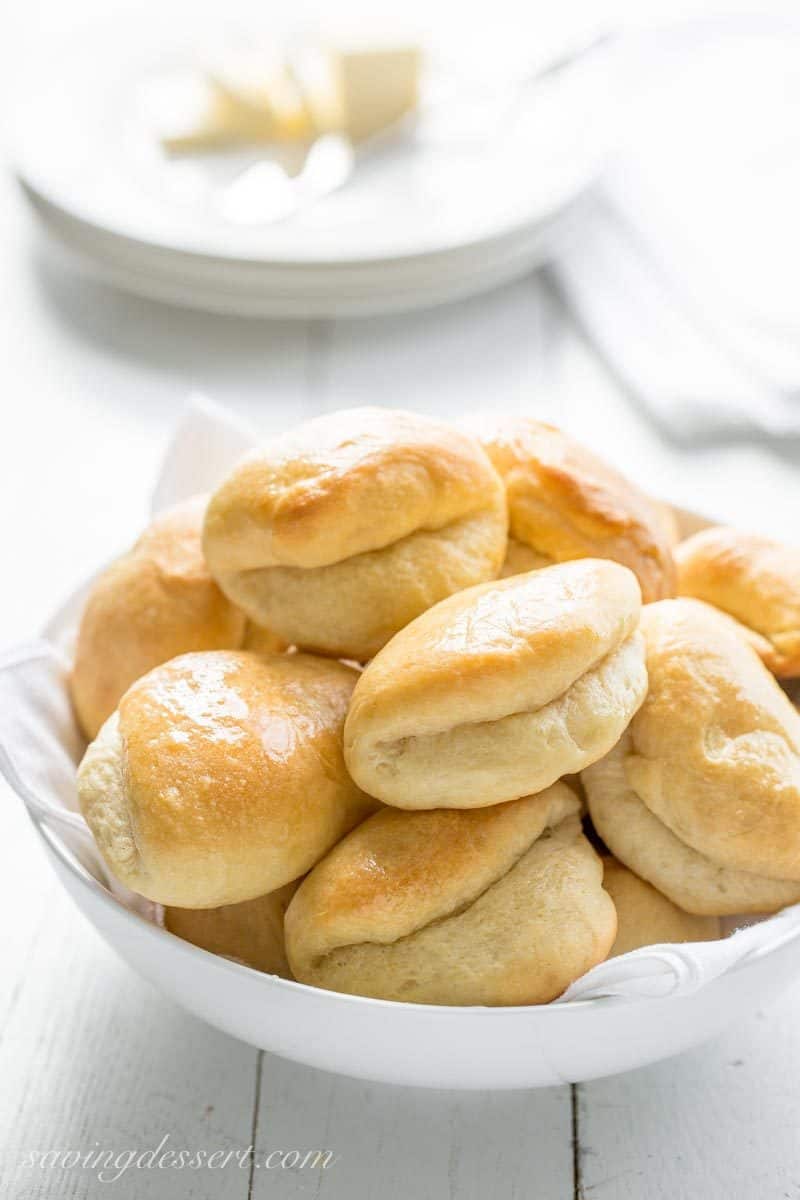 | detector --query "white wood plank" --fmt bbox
[577,980,800,1200]
[0,793,59,1031]
[251,1054,574,1200]
[0,795,259,1200]
[321,277,546,421]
